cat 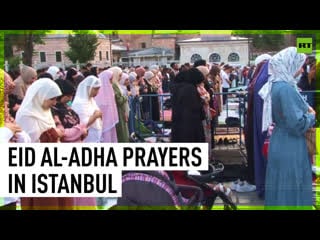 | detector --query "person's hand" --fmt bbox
[54,128,65,138]
[5,122,22,134]
[93,110,103,119]
[308,106,316,115]
[12,103,20,112]
[81,128,88,139]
